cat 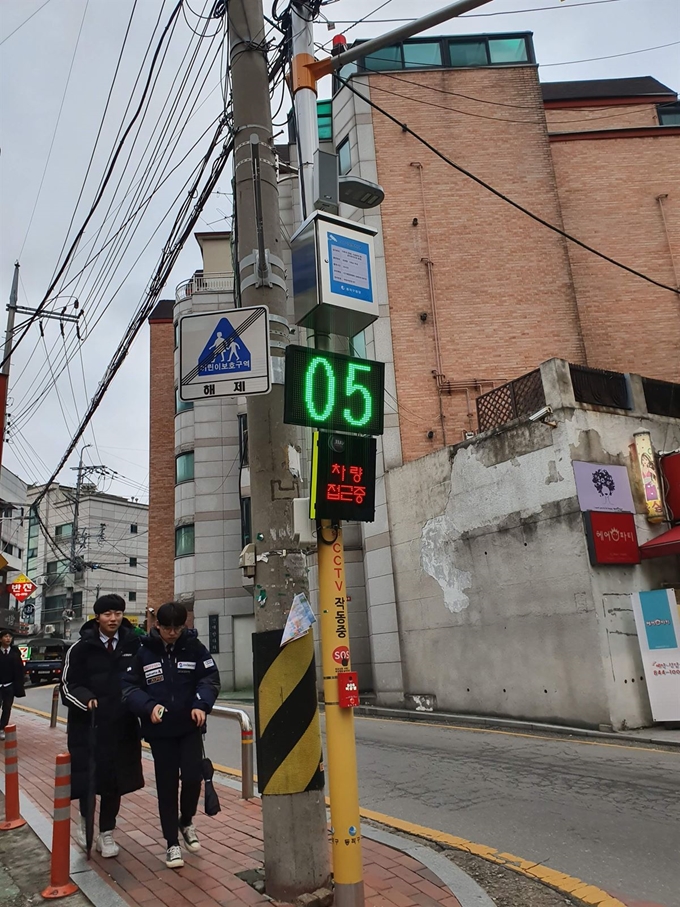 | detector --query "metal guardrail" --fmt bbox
[176,273,235,302]
[211,704,254,800]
